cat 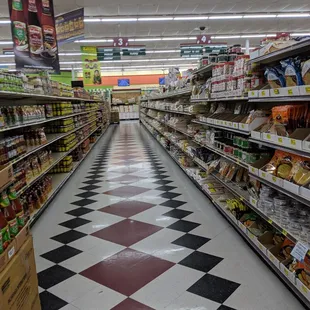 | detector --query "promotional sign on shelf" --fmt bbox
[81,46,102,85]
[8,0,60,73]
[55,8,84,45]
